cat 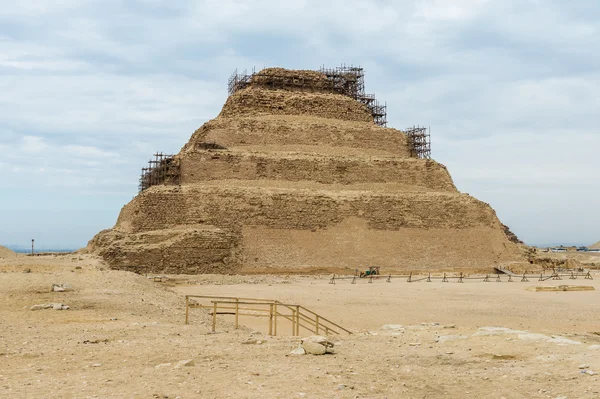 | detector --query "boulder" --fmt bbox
[301,335,334,355]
